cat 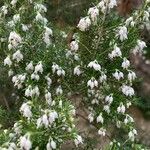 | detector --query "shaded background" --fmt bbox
[45,0,94,26]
